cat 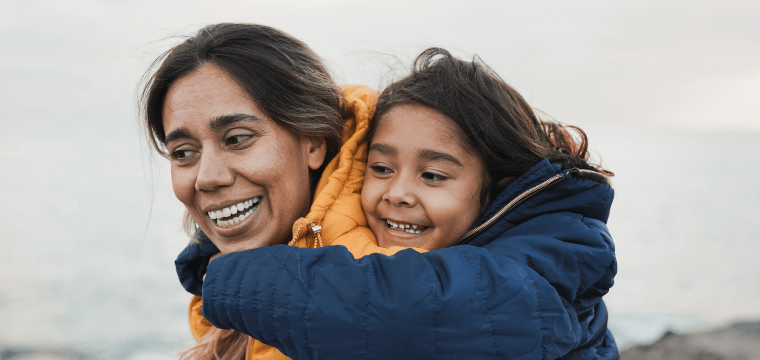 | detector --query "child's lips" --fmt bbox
[384,219,429,234]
